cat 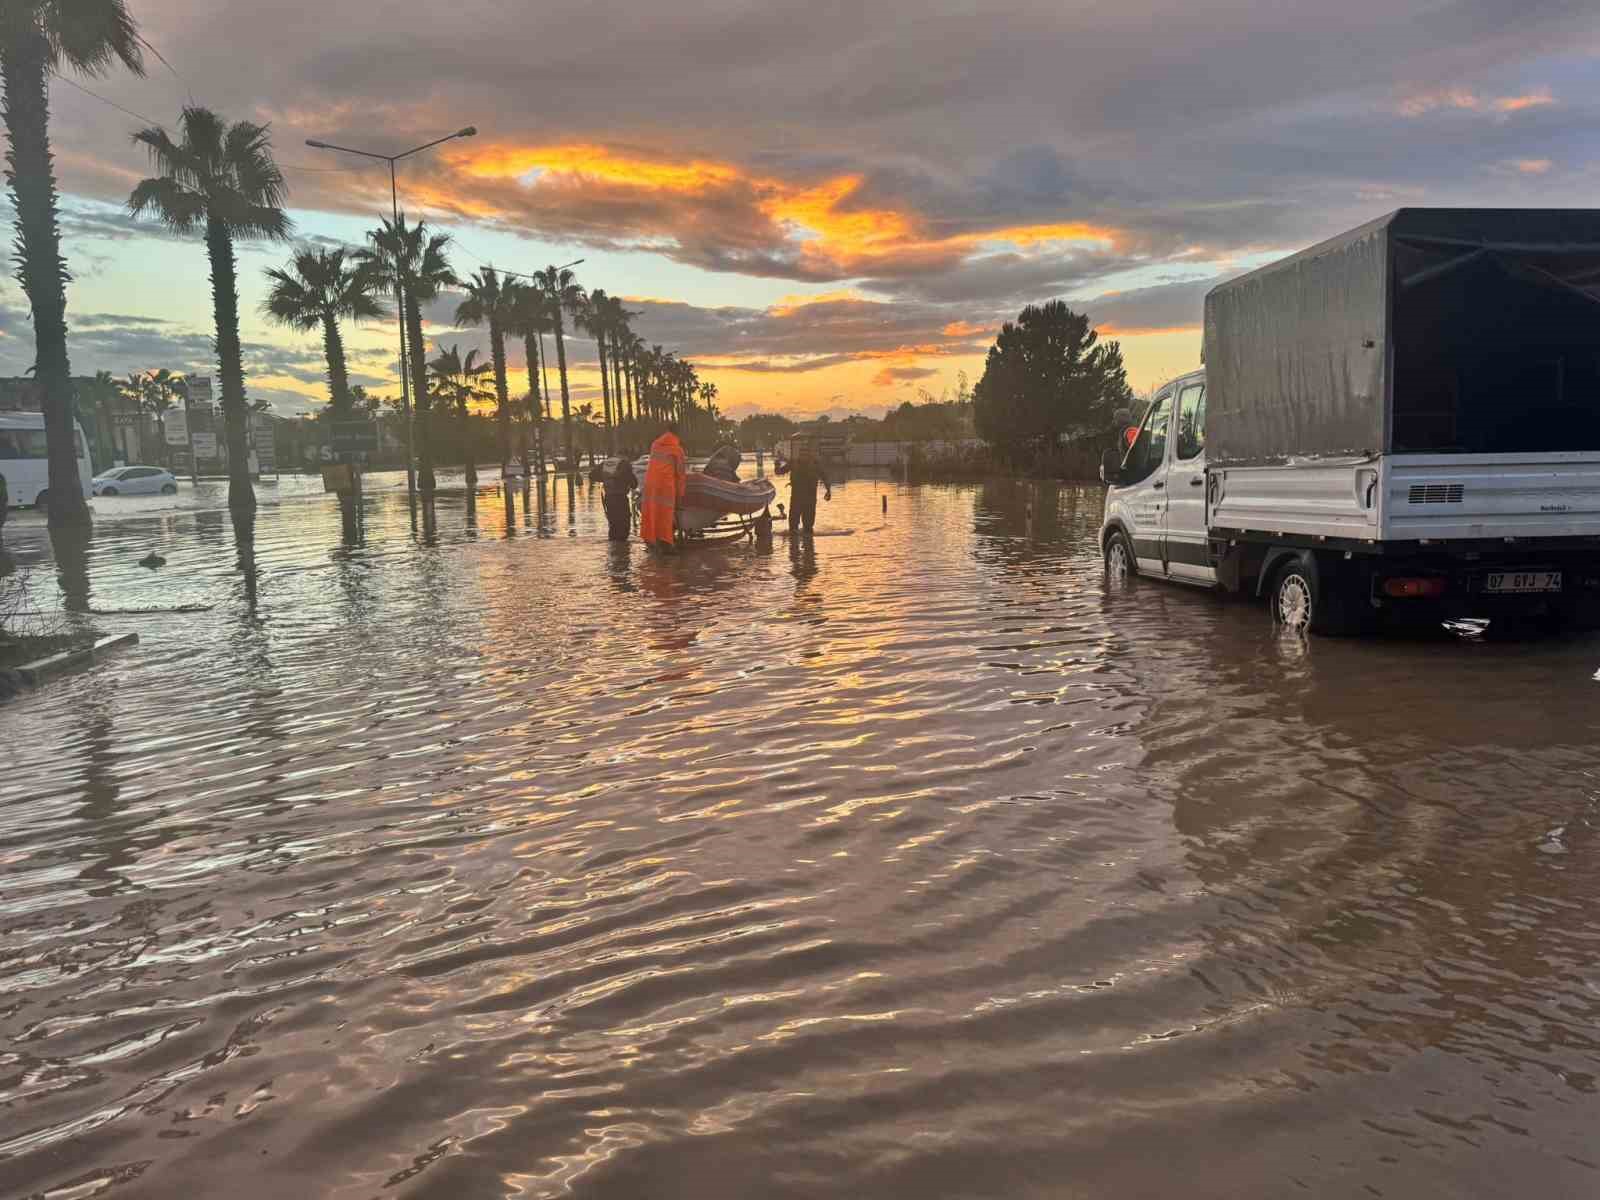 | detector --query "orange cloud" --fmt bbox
[1398,87,1555,117]
[871,364,939,387]
[440,140,1123,280]
[941,320,989,338]
[1494,89,1555,113]
[1094,322,1202,338]
[1511,158,1553,174]
[768,289,868,316]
